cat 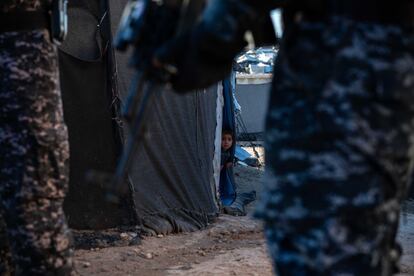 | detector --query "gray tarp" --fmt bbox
[128,88,219,234]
